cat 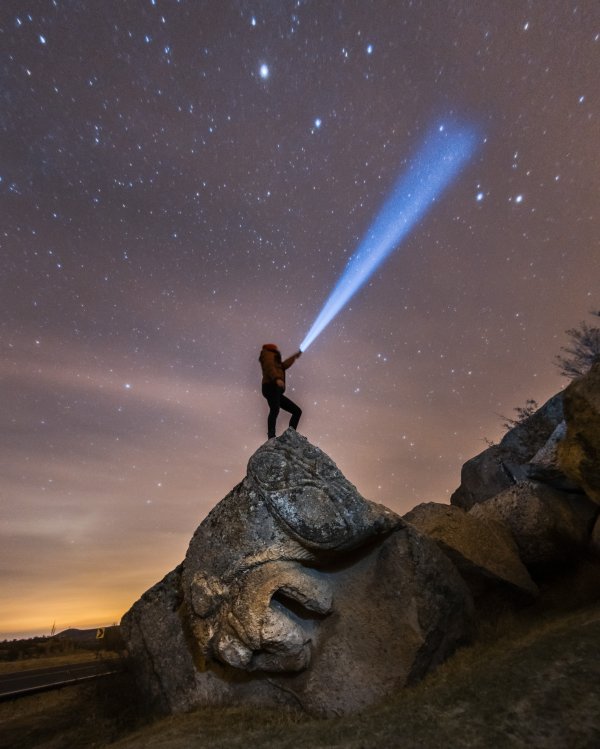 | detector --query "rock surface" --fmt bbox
[122,429,473,717]
[558,362,600,505]
[451,393,564,510]
[469,481,598,572]
[592,516,600,556]
[403,502,538,597]
[527,421,581,491]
